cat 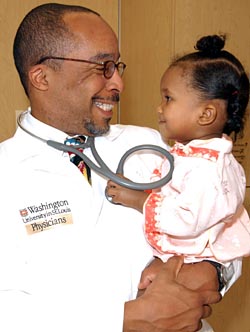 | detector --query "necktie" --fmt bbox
[65,135,91,184]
